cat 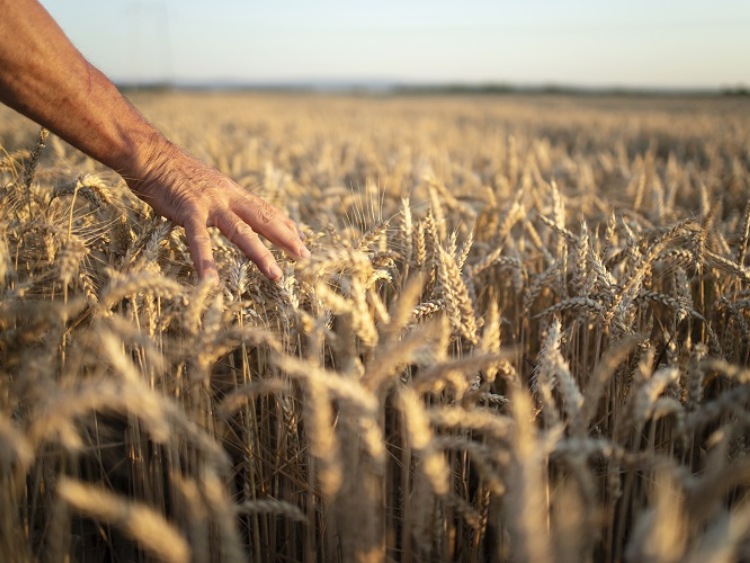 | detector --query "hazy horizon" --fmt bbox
[42,0,750,91]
